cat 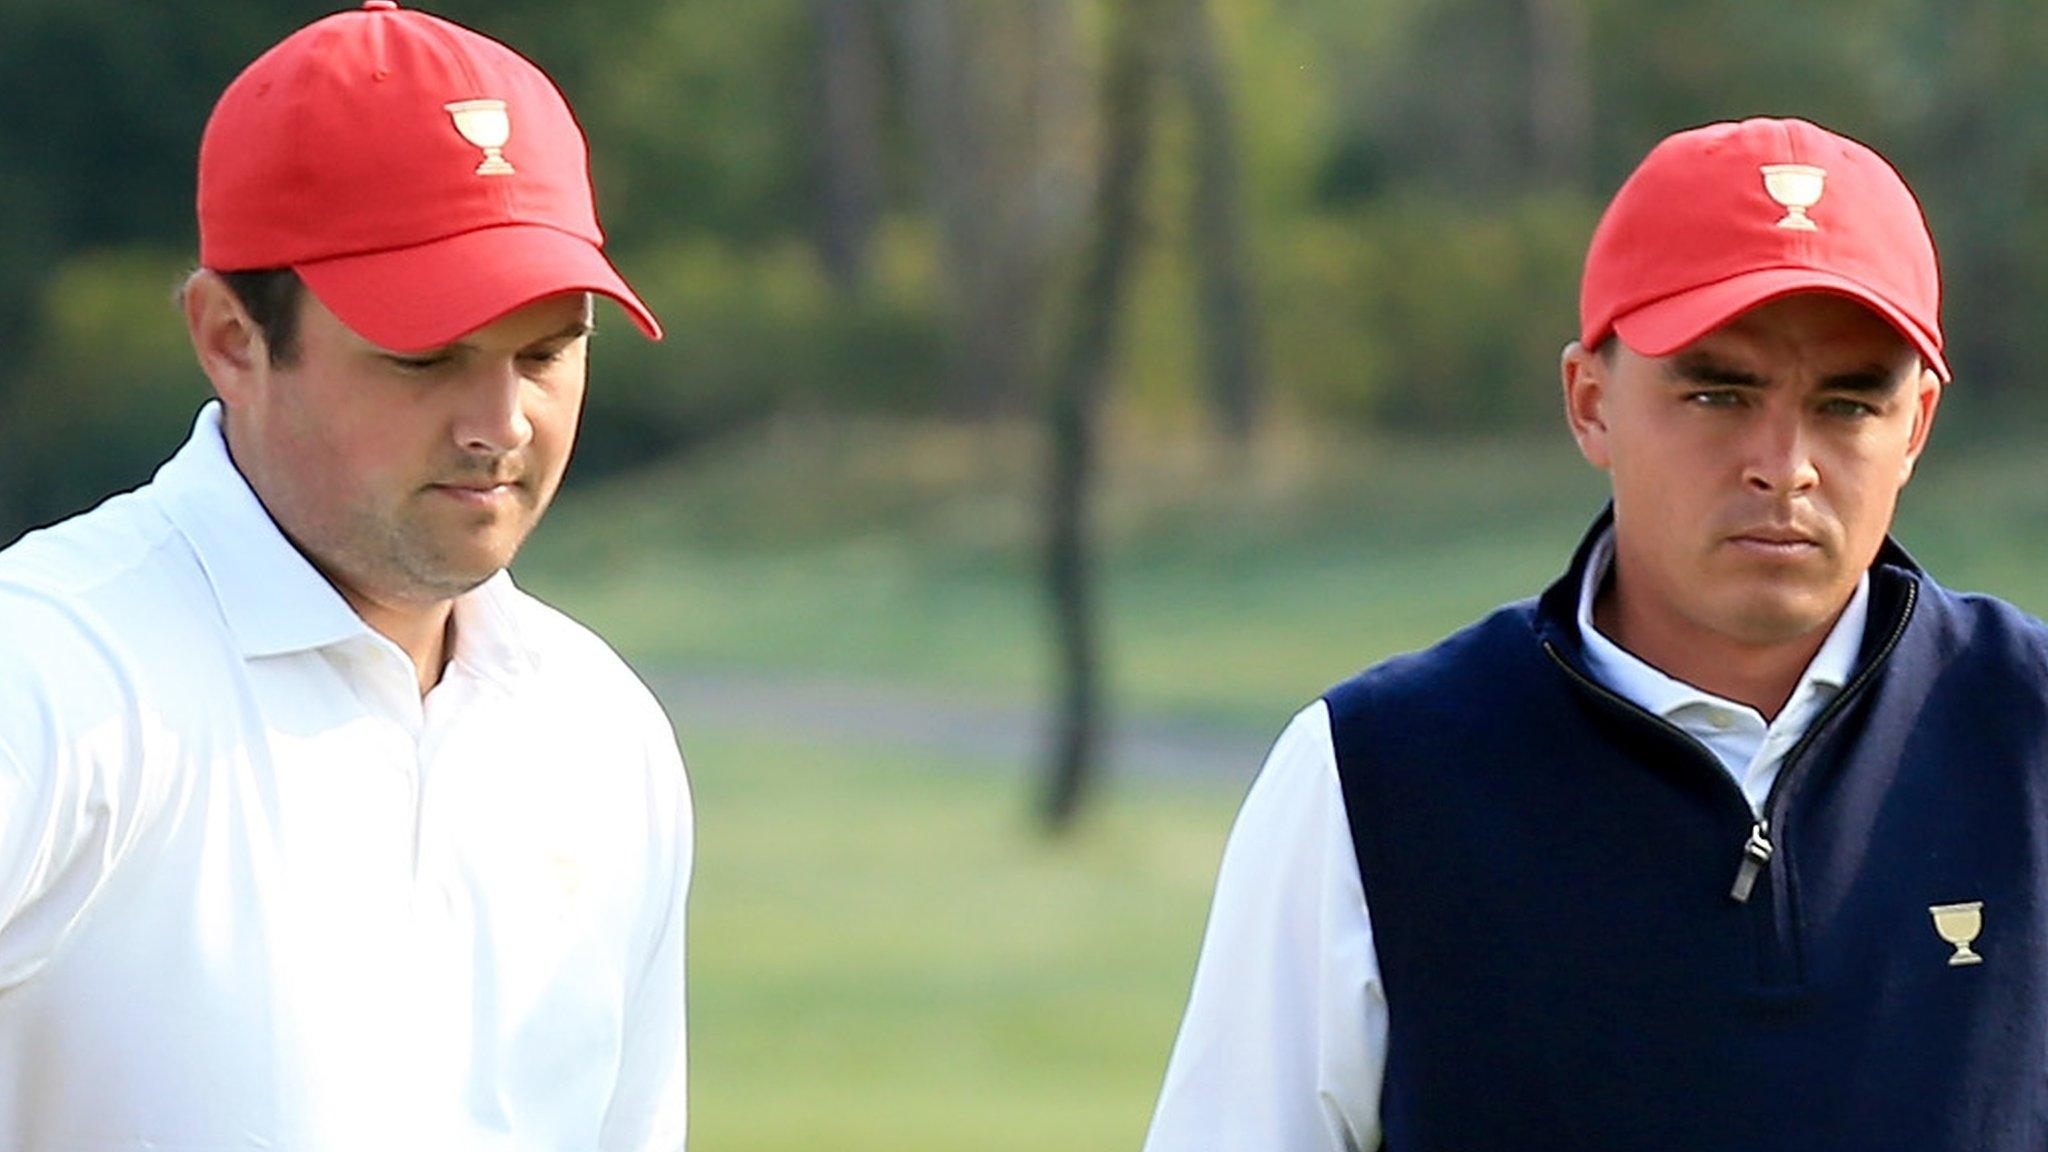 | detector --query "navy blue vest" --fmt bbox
[1326,514,2048,1150]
